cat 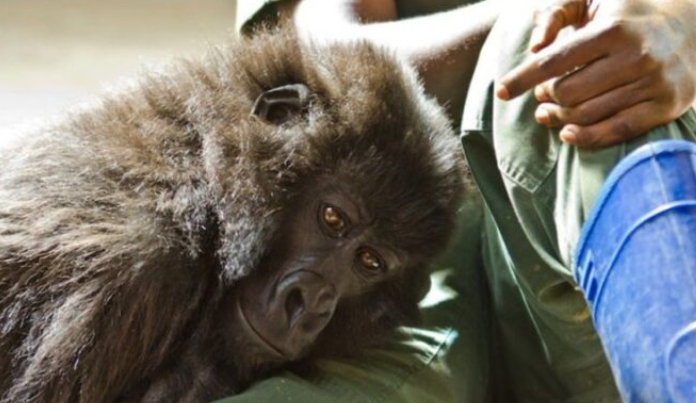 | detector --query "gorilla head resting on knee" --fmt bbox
[0,28,467,403]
